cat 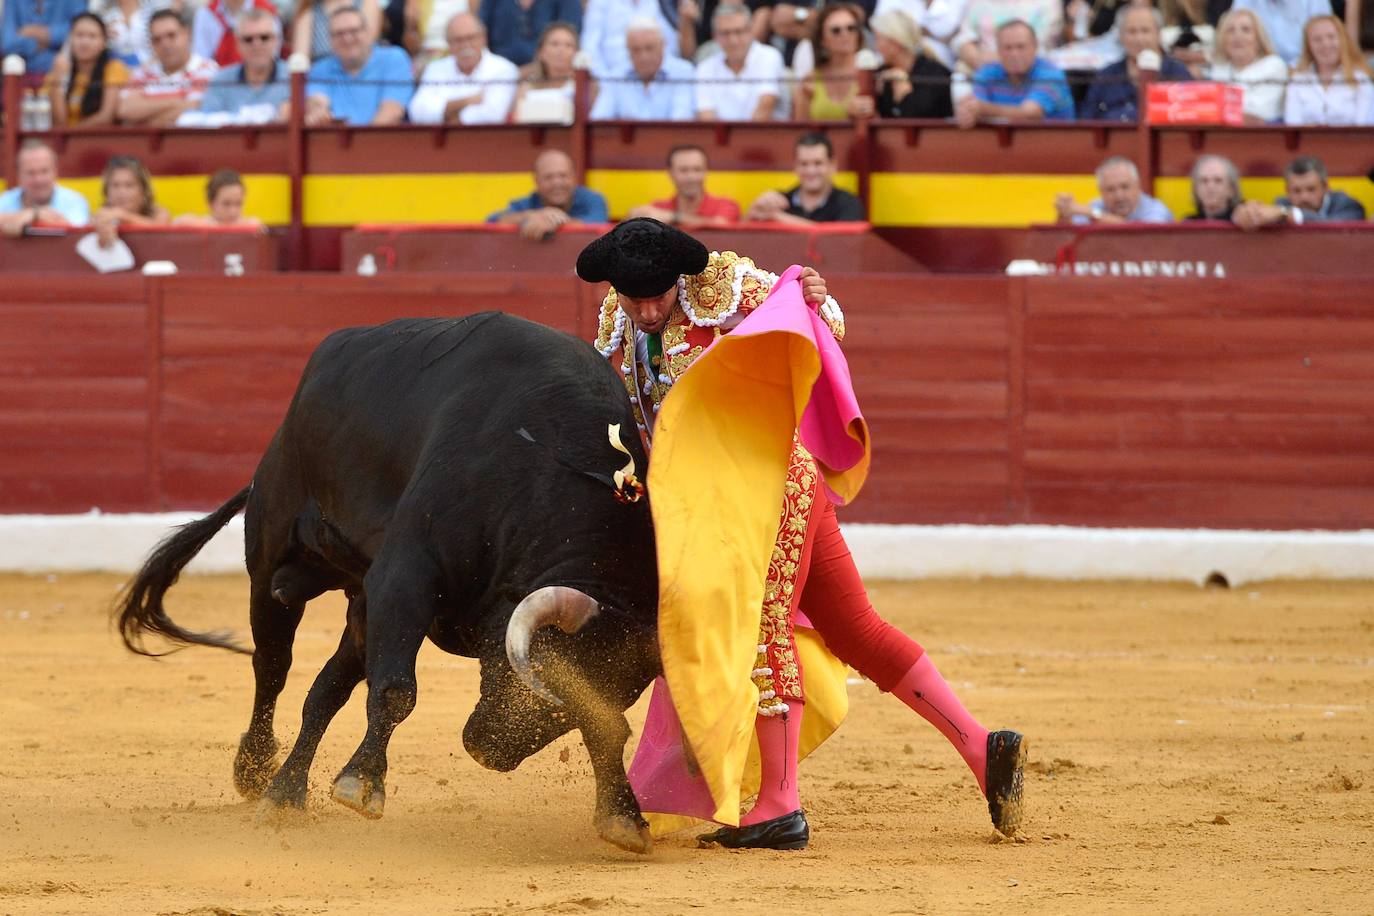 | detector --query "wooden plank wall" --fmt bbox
[3,273,1372,528]
[1020,276,1374,528]
[0,277,151,512]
